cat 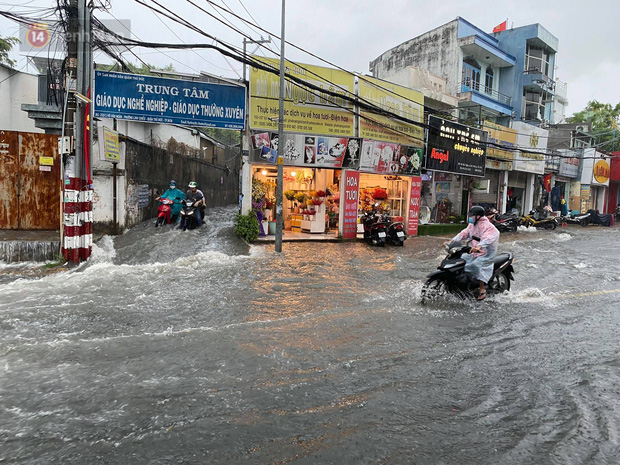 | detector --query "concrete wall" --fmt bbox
[0,65,42,133]
[92,132,240,234]
[370,19,461,90]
